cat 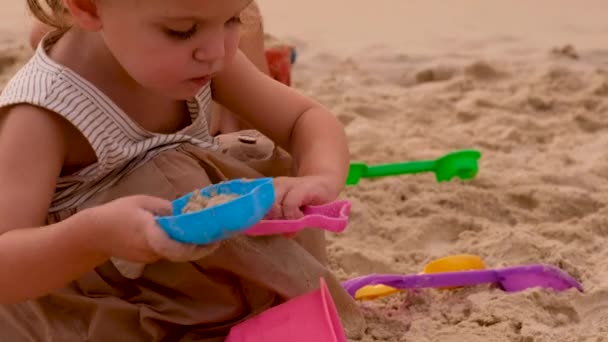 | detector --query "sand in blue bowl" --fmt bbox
[156,178,275,245]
